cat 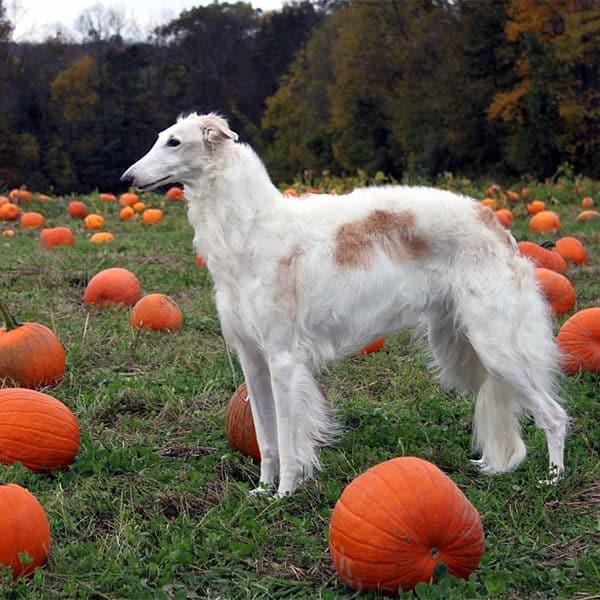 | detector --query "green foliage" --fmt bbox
[0,180,598,598]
